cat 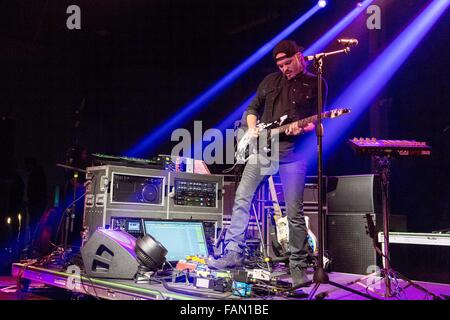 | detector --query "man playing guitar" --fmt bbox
[208,39,327,287]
